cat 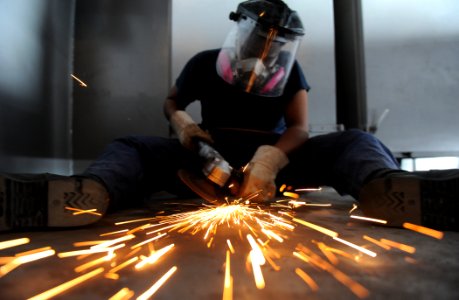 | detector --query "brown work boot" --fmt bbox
[359,169,459,231]
[0,173,109,231]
